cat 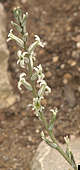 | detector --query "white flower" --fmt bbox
[50,108,58,117]
[28,35,46,54]
[18,73,26,90]
[17,50,28,68]
[18,73,32,91]
[32,96,44,116]
[7,29,24,48]
[35,35,46,48]
[38,79,51,96]
[34,64,45,81]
